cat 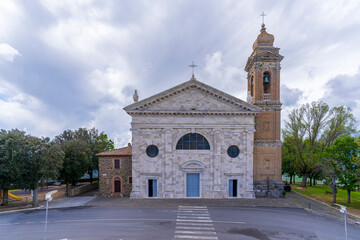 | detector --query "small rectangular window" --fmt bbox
[114,159,120,169]
[129,177,132,184]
